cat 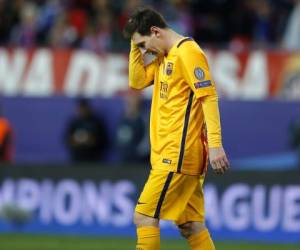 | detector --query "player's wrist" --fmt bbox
[208,142,222,148]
